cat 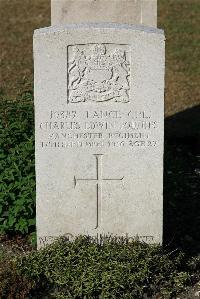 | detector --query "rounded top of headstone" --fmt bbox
[34,22,164,37]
